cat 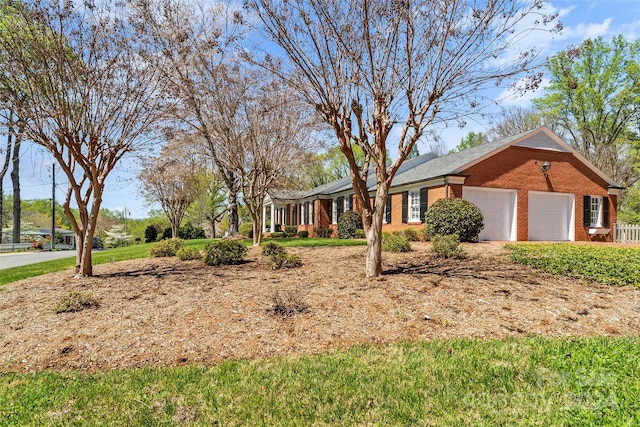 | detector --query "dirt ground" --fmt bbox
[1,243,639,373]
